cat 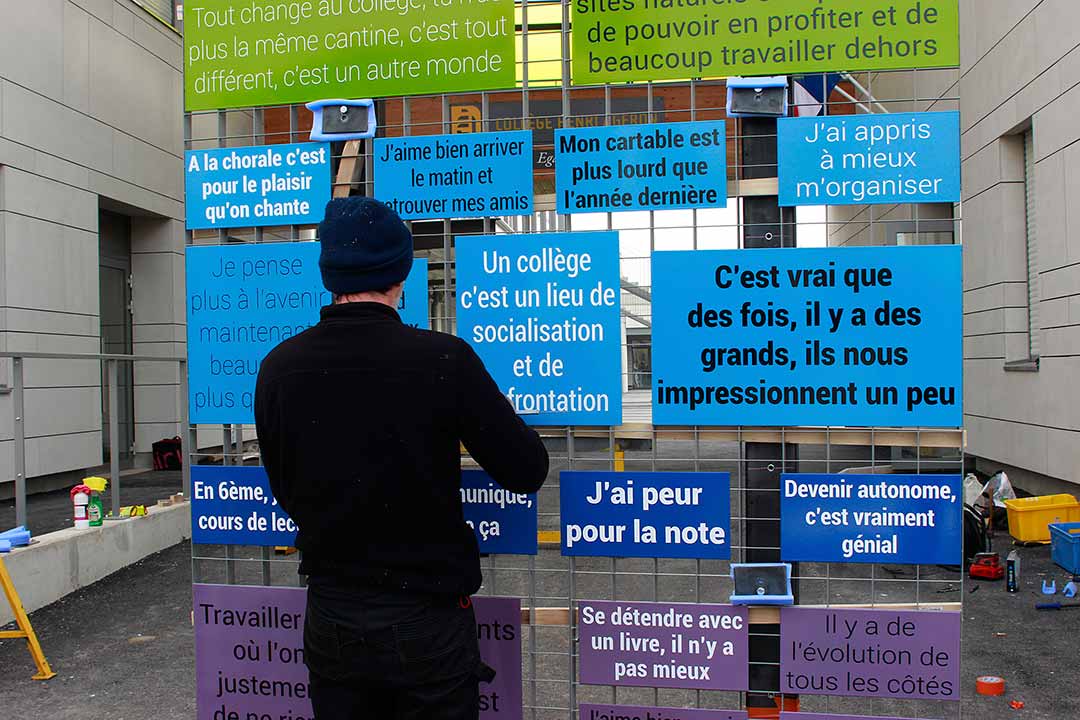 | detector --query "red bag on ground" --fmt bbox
[152,437,183,471]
